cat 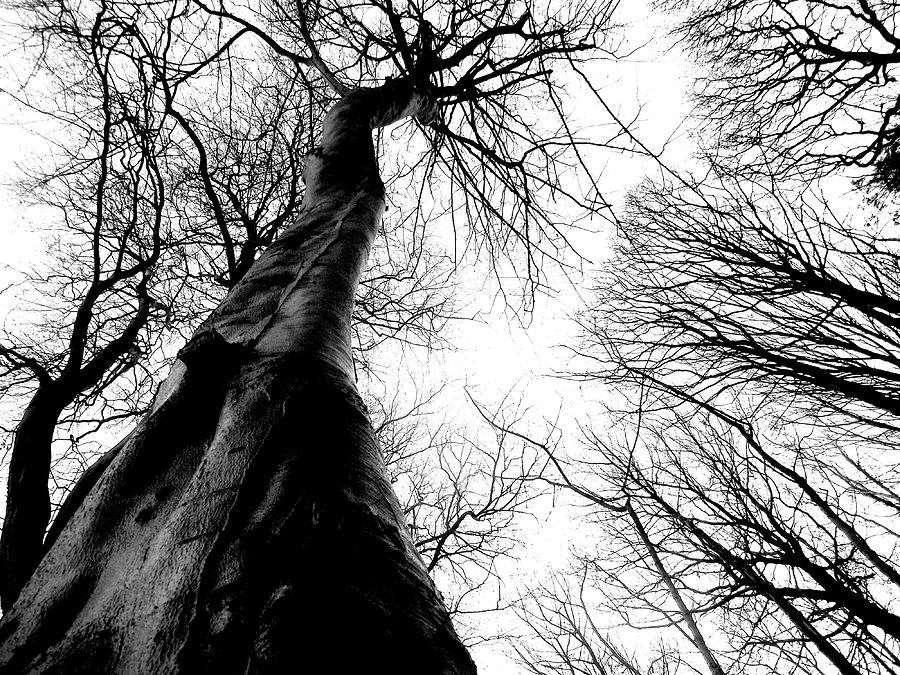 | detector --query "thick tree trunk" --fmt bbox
[0,83,476,674]
[0,390,62,610]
